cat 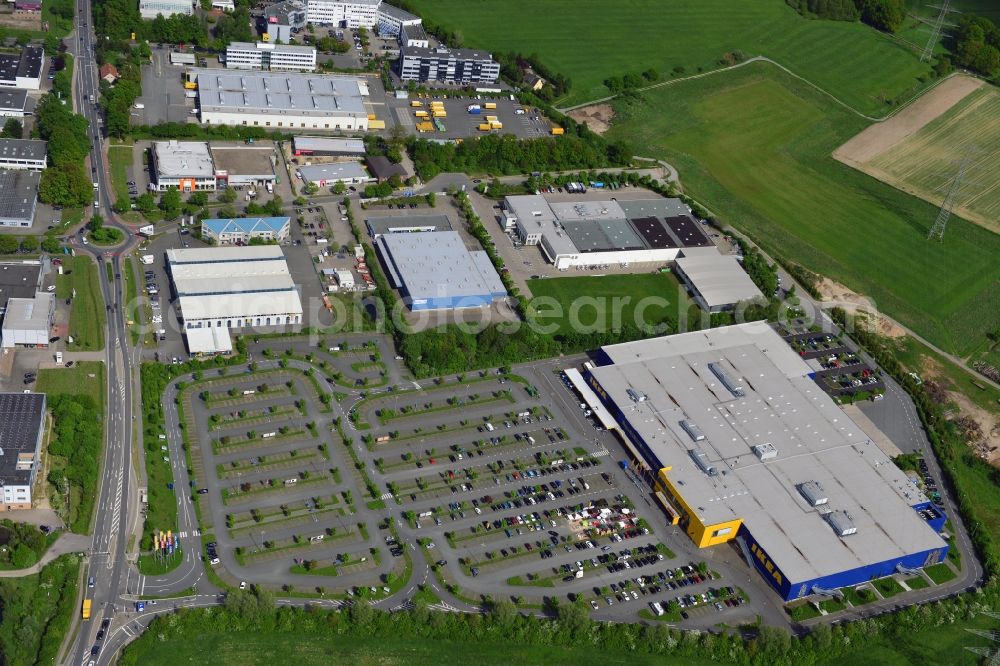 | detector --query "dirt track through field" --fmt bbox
[832,74,984,166]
